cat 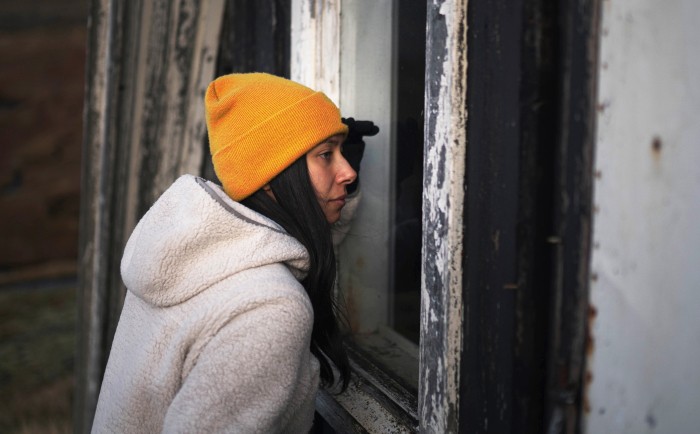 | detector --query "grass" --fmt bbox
[0,281,76,434]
